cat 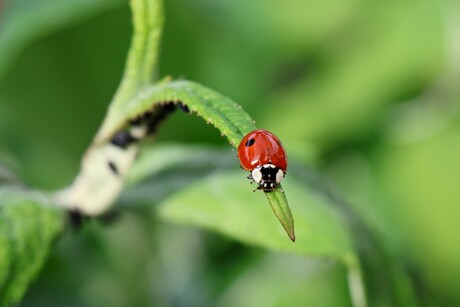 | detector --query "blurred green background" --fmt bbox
[1,0,460,306]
